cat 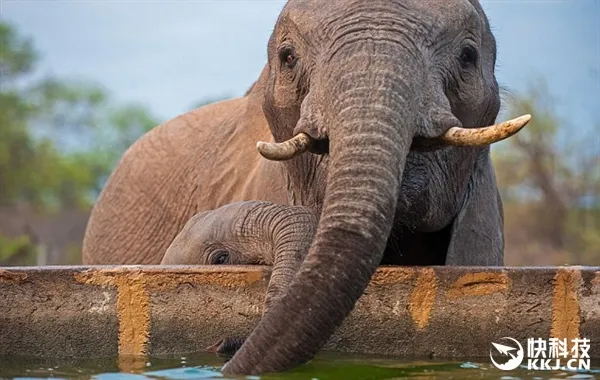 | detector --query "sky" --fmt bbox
[2,0,599,134]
